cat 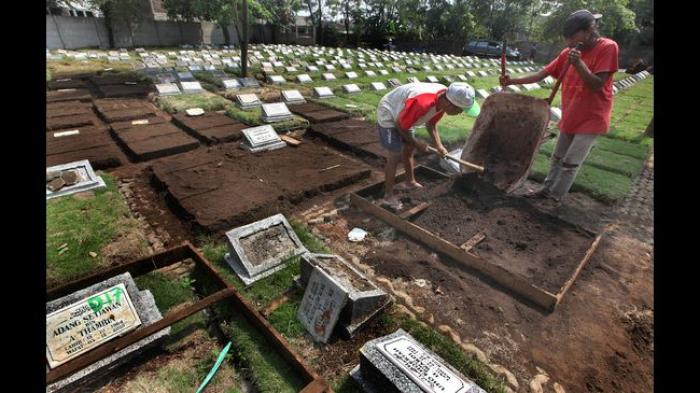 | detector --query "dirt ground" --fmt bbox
[297,185,653,393]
